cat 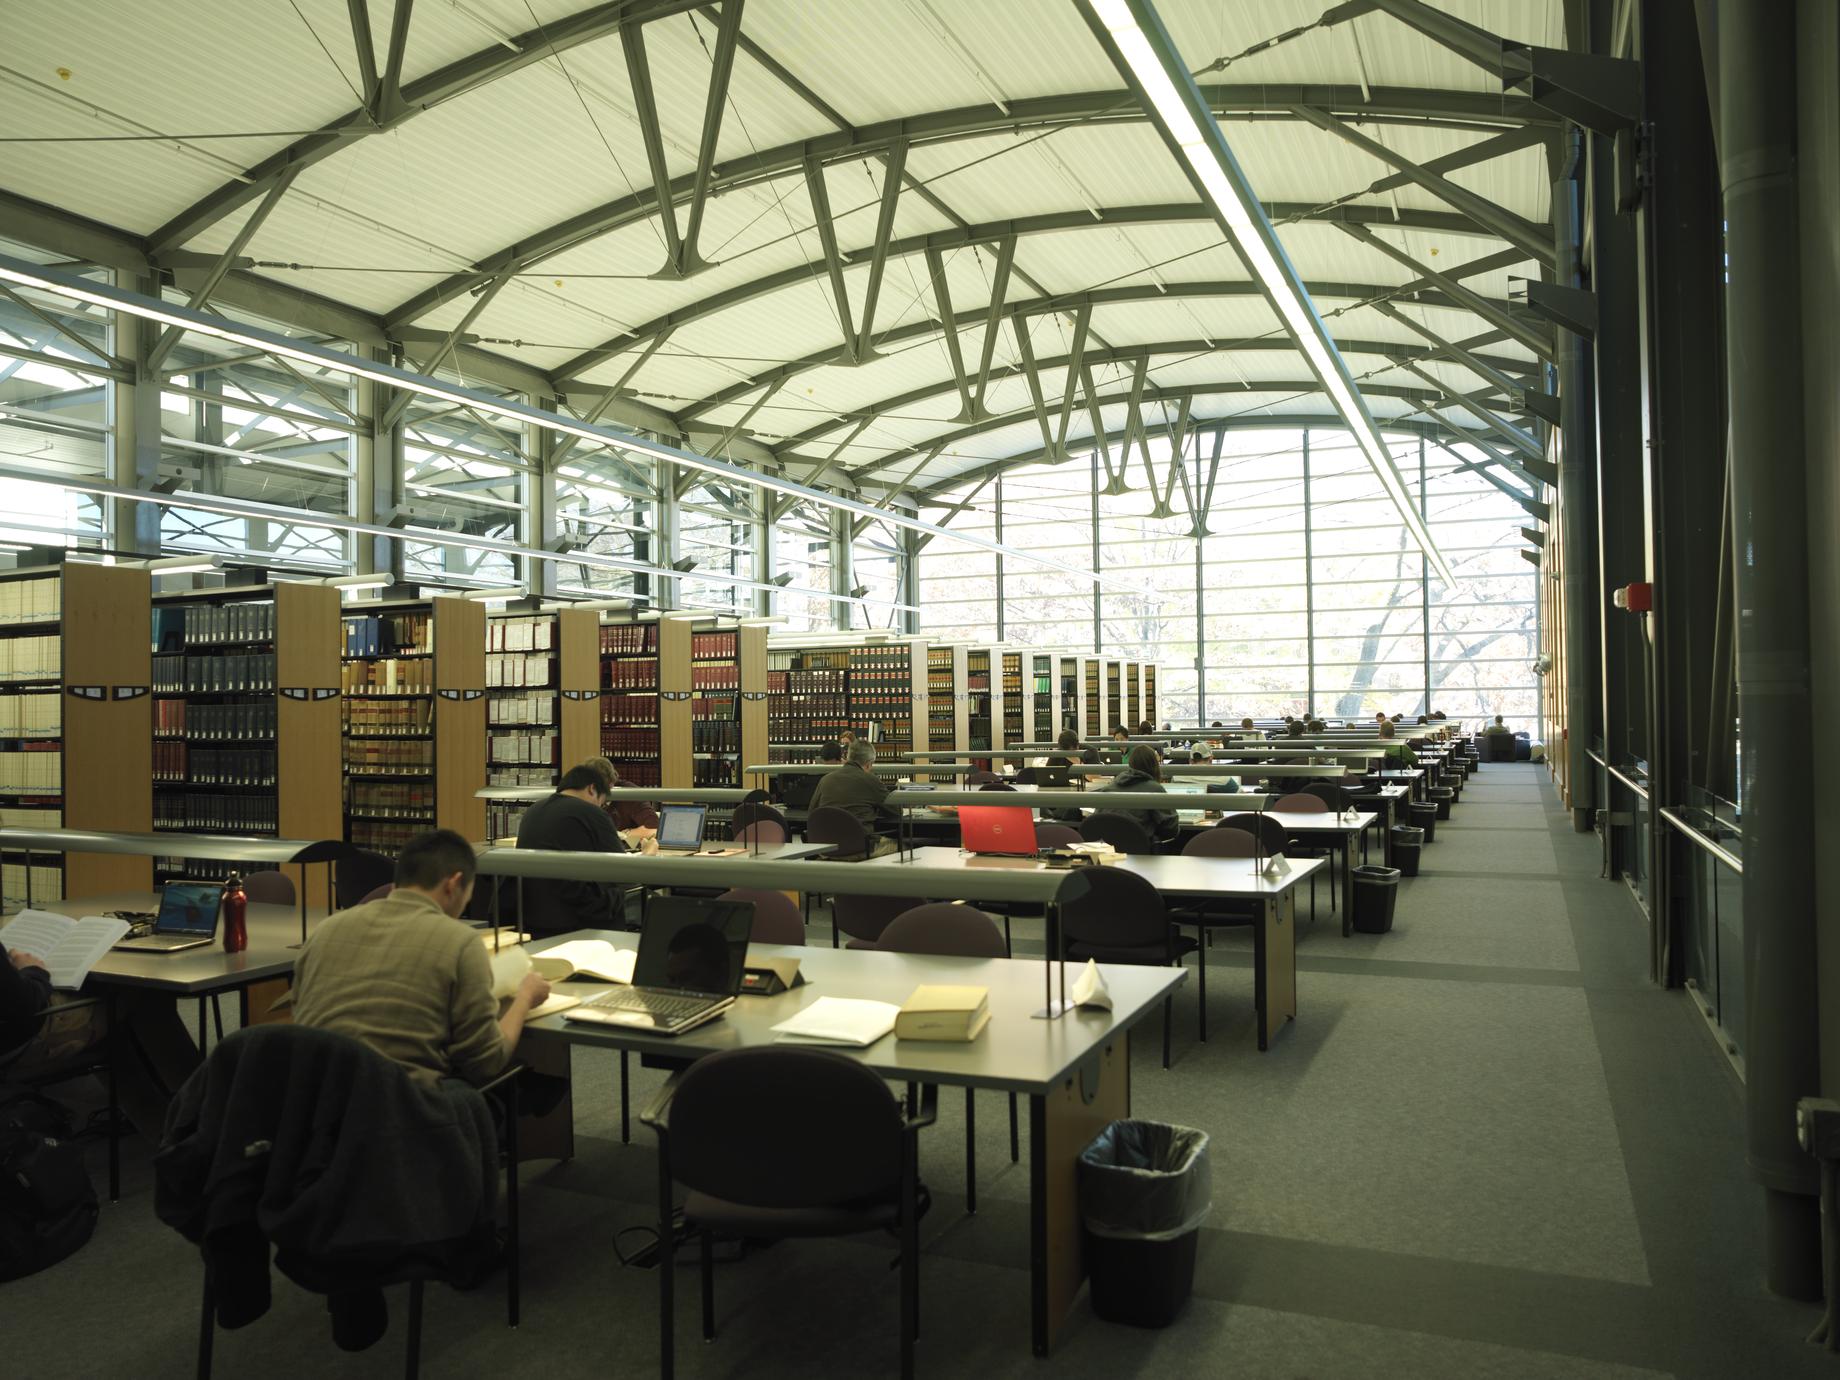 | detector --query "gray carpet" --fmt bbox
[8,764,1830,1378]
